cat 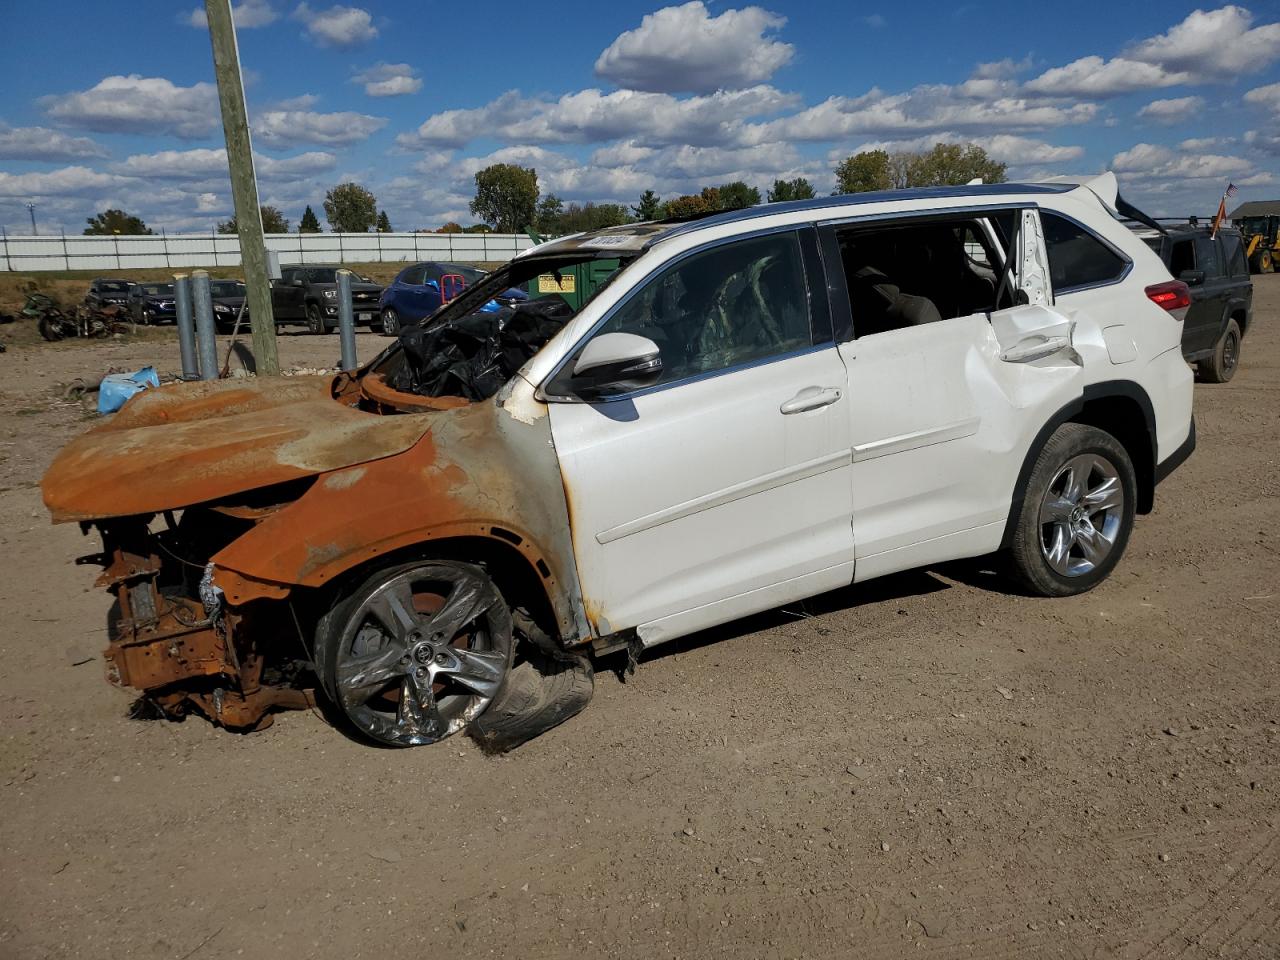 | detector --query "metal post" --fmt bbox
[191,270,219,381]
[336,268,357,371]
[204,0,279,374]
[174,274,200,380]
